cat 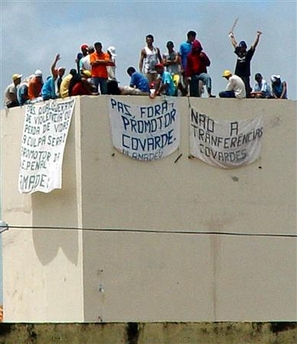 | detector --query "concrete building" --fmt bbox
[0,96,296,323]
